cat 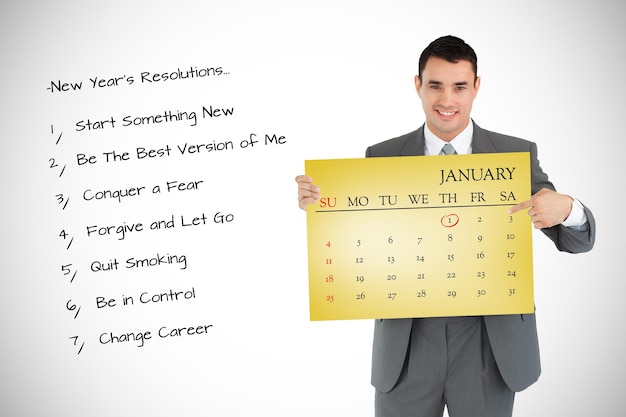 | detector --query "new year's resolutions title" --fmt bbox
[46,65,228,93]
